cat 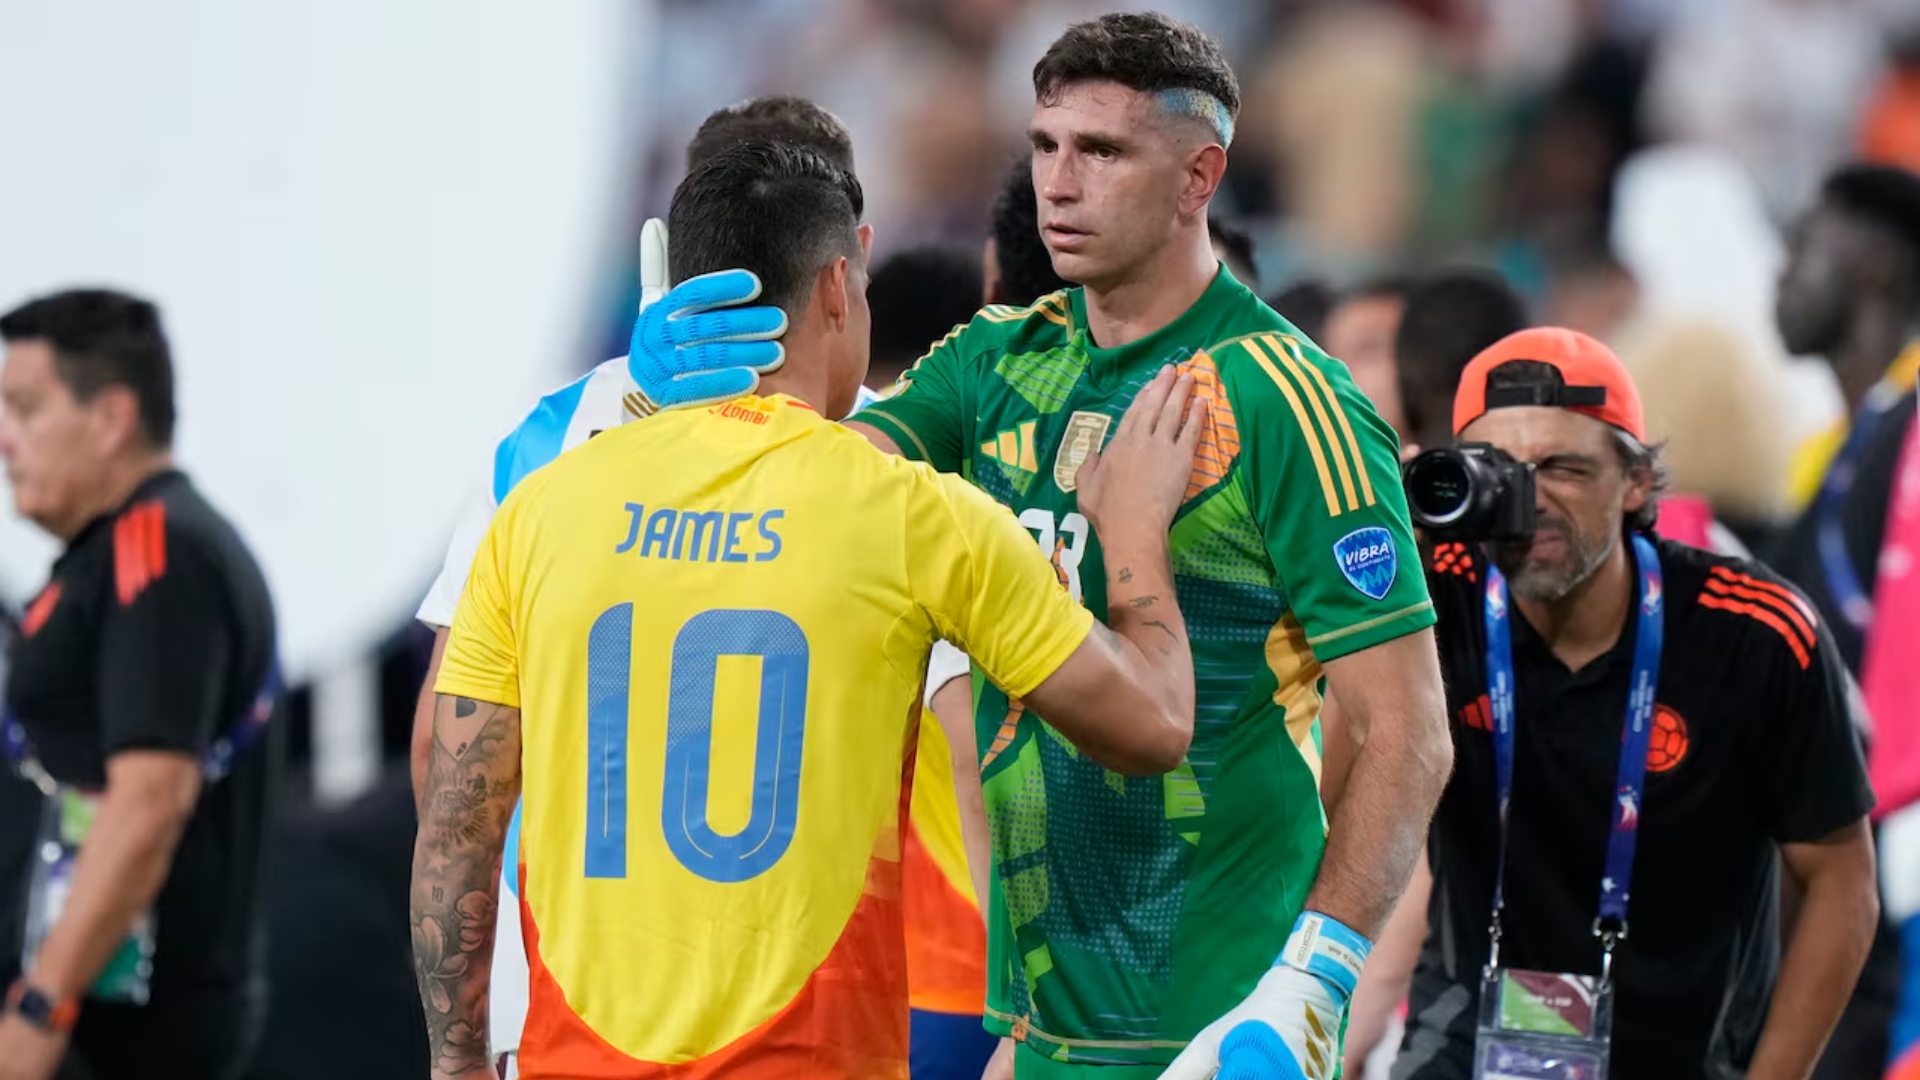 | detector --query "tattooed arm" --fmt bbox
[411,693,522,1080]
[1018,367,1200,775]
